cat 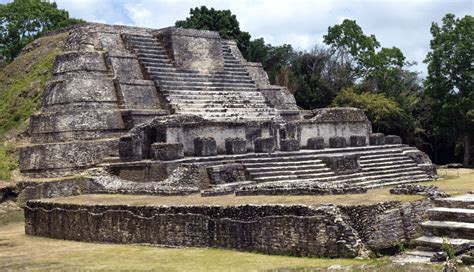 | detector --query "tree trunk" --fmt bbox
[463,134,471,167]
